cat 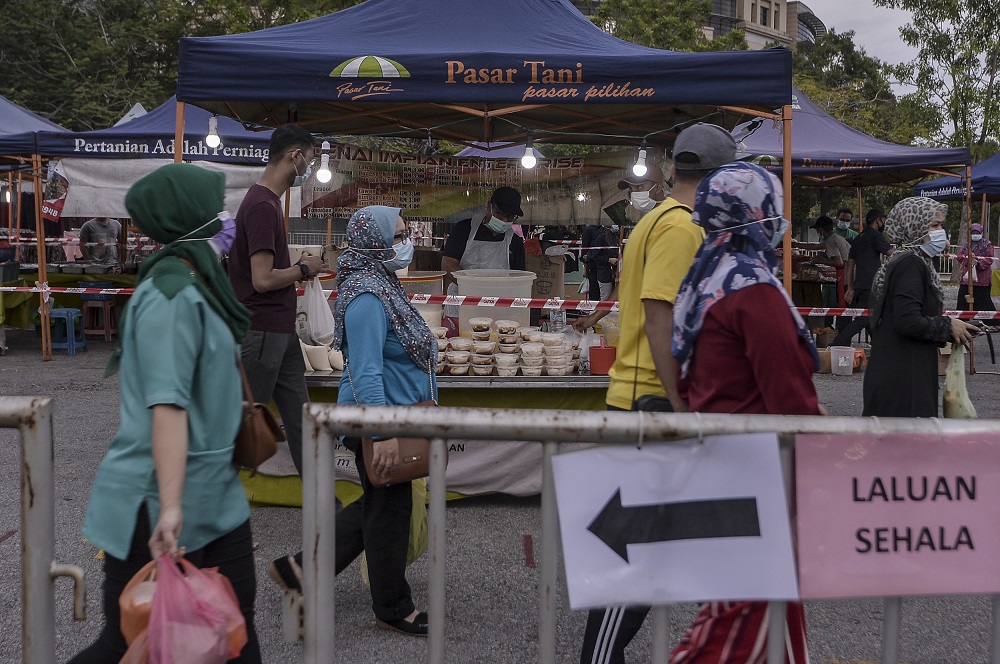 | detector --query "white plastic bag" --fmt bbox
[303,277,335,346]
[943,343,977,419]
